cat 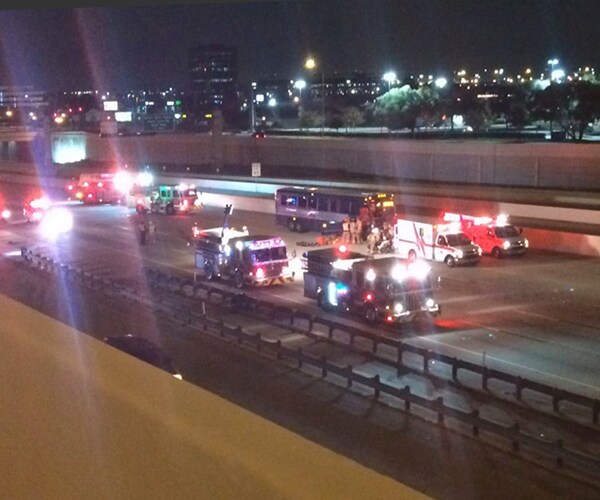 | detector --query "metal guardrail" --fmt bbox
[141,265,600,428]
[18,247,600,475]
